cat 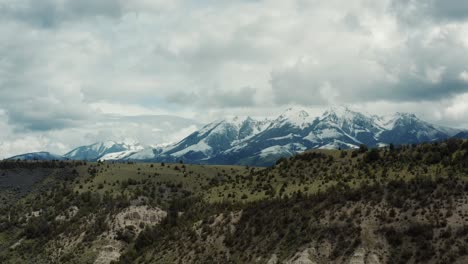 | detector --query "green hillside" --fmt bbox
[1,138,468,263]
